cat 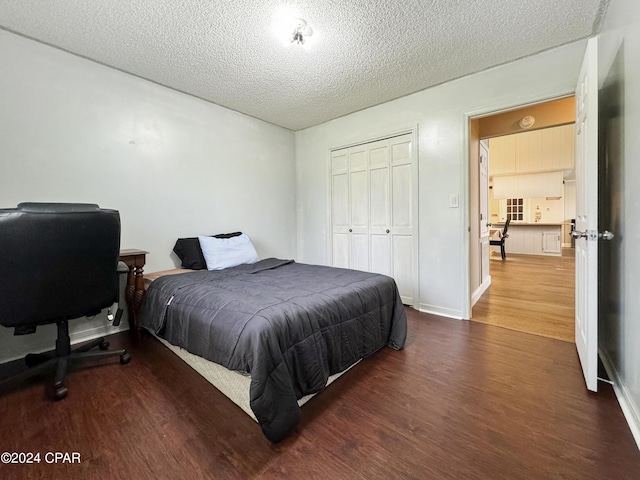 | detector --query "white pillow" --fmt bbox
[198,233,259,270]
